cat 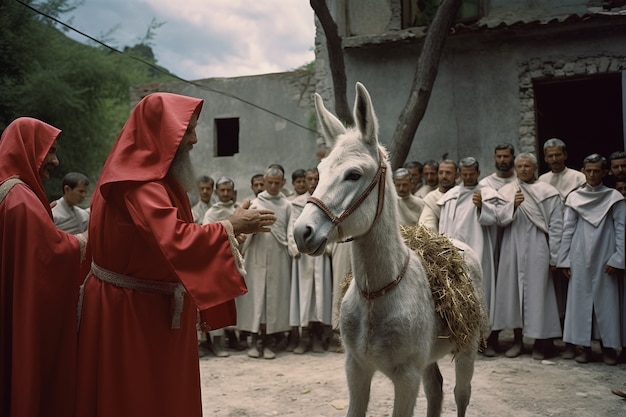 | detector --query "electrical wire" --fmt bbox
[14,0,316,133]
